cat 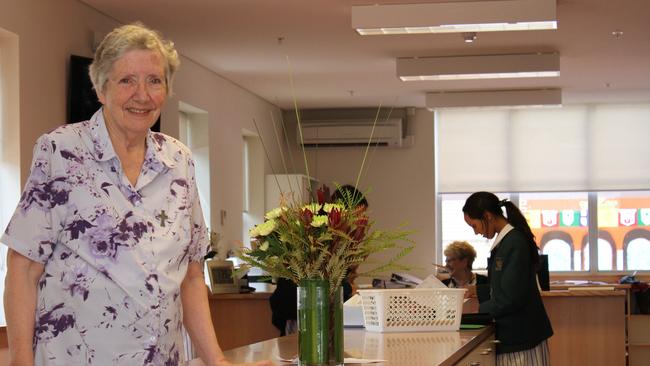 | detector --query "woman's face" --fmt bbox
[445,255,469,276]
[97,49,167,138]
[464,212,497,239]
